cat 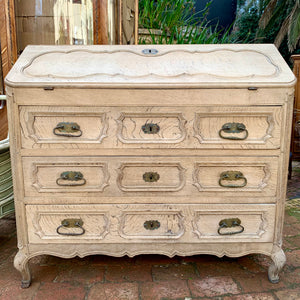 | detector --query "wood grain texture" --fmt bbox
[0,0,17,77]
[4,45,295,286]
[20,106,108,148]
[121,0,137,45]
[0,0,17,140]
[93,0,108,44]
[22,155,278,199]
[25,203,275,244]
[291,55,300,158]
[5,44,296,88]
[19,105,282,150]
[0,105,8,141]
